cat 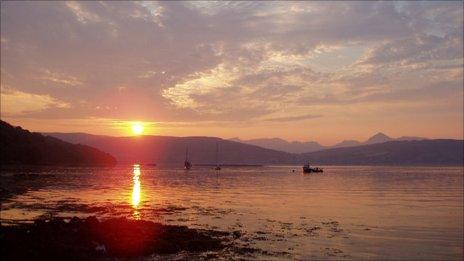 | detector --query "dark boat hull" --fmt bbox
[303,167,323,173]
[184,161,192,170]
